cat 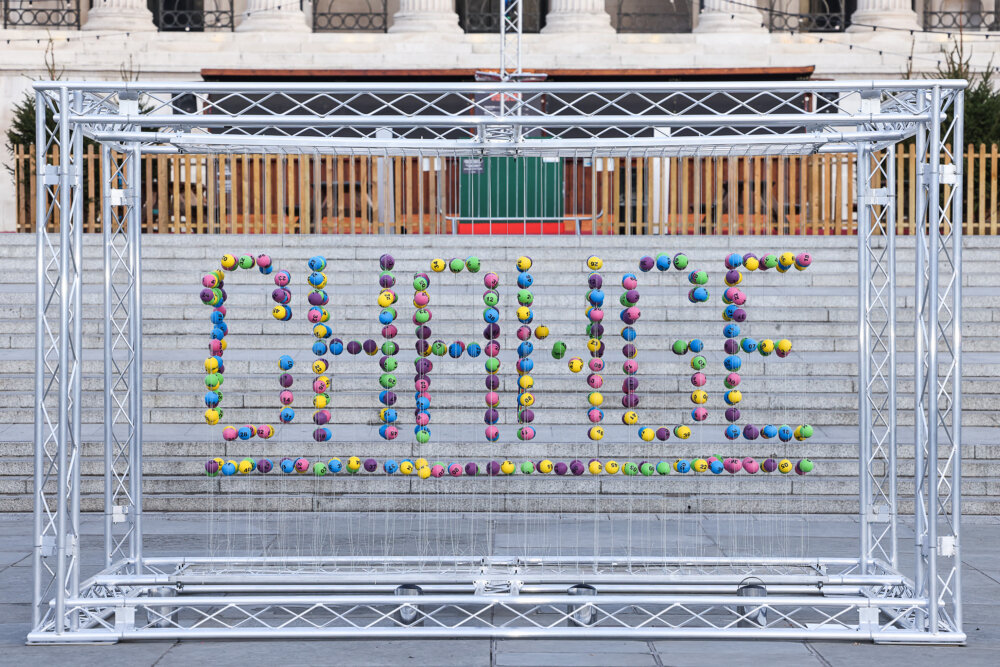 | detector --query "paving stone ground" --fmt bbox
[0,512,996,667]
